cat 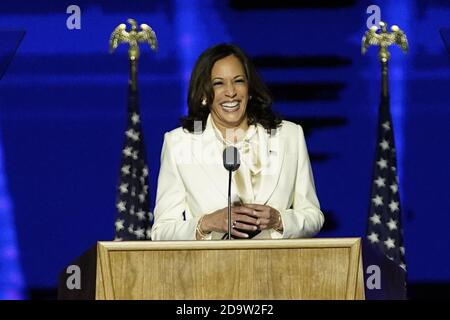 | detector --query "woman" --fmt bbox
[150,44,324,240]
